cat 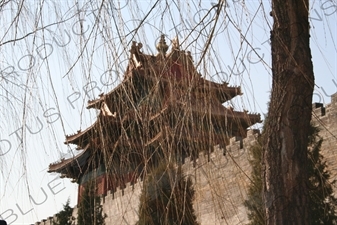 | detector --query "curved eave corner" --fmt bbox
[48,144,90,180]
[242,112,262,127]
